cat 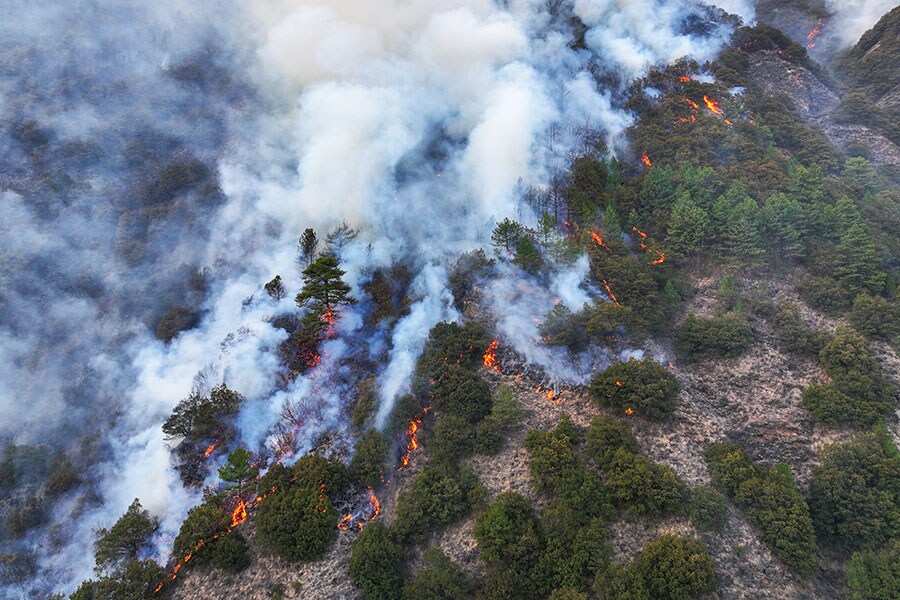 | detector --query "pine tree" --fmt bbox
[640,166,676,211]
[491,218,524,255]
[264,275,286,301]
[666,193,710,258]
[835,222,885,296]
[514,237,543,273]
[218,448,258,497]
[295,256,354,339]
[323,221,358,257]
[763,193,805,261]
